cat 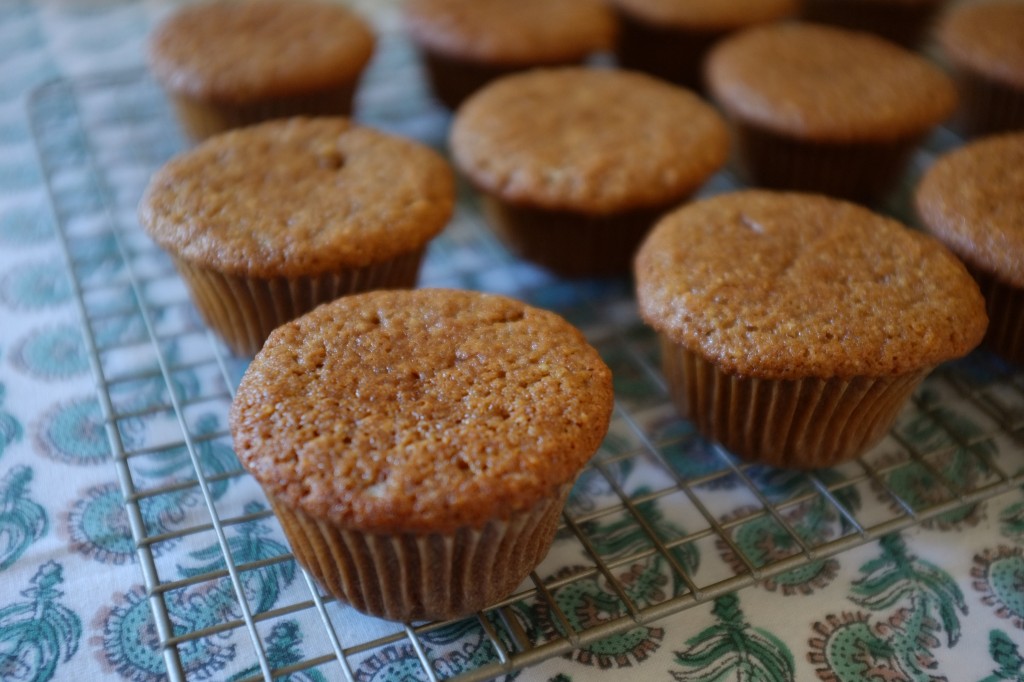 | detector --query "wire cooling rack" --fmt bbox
[29,36,1024,682]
